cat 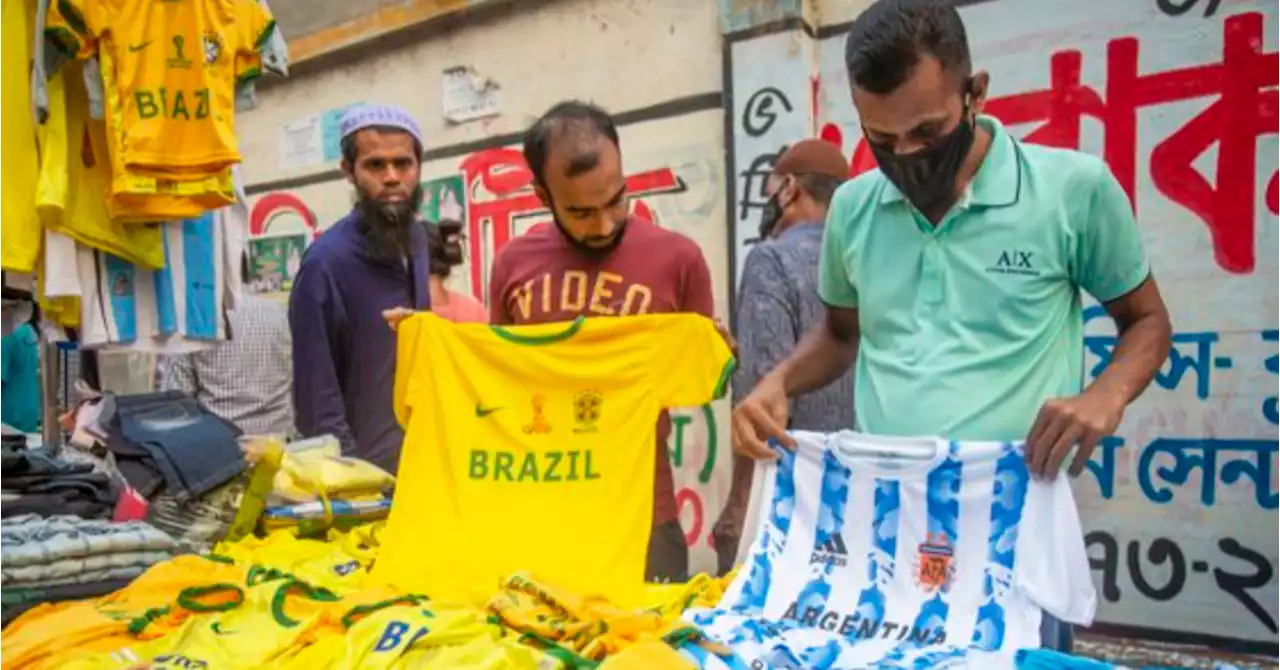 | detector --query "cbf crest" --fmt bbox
[915,533,956,593]
[572,389,603,434]
[202,32,222,65]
